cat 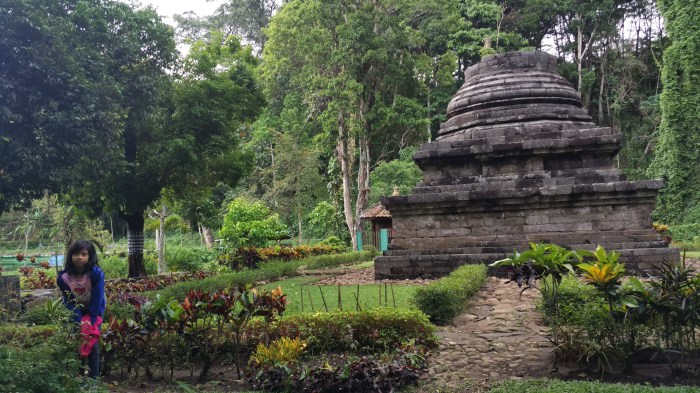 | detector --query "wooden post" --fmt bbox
[391,283,396,308]
[356,284,361,311]
[378,283,382,307]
